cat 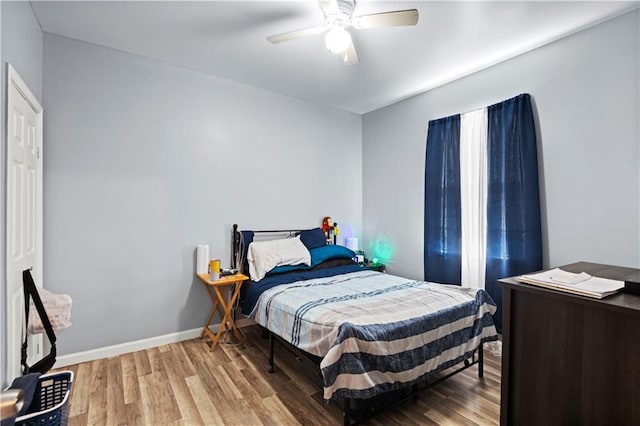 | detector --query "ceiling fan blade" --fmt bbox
[342,39,359,64]
[319,0,339,15]
[352,9,419,29]
[267,25,327,44]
